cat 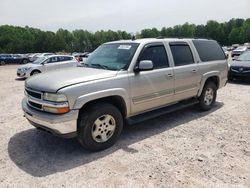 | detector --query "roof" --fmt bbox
[106,38,213,45]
